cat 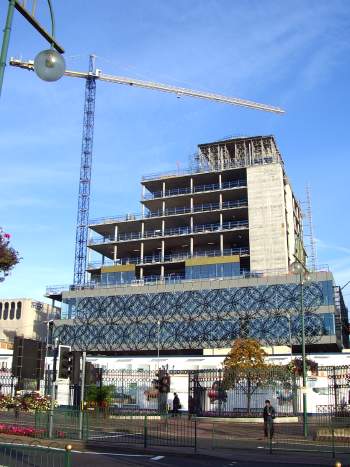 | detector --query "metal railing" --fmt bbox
[46,267,295,296]
[89,219,249,244]
[85,413,197,449]
[47,265,330,296]
[87,247,250,269]
[141,155,280,181]
[89,198,248,226]
[0,441,72,467]
[143,179,246,200]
